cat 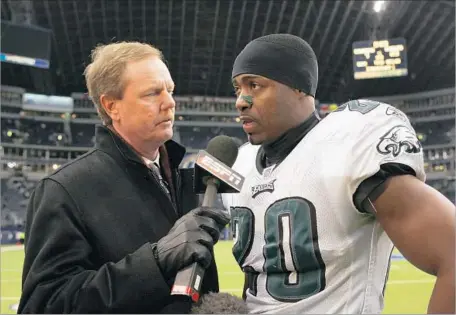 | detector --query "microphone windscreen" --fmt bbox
[206,135,239,168]
[191,292,248,314]
[231,137,245,148]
